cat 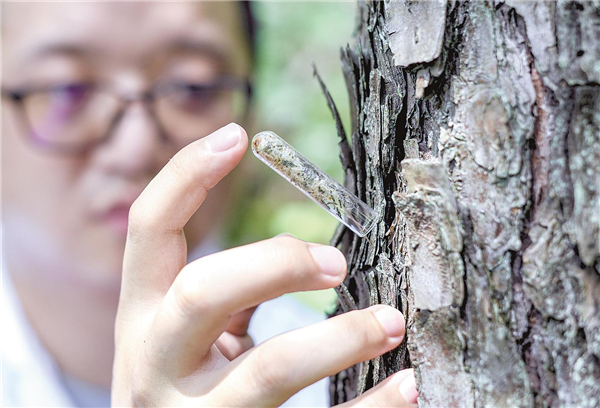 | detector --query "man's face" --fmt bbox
[2,2,251,289]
